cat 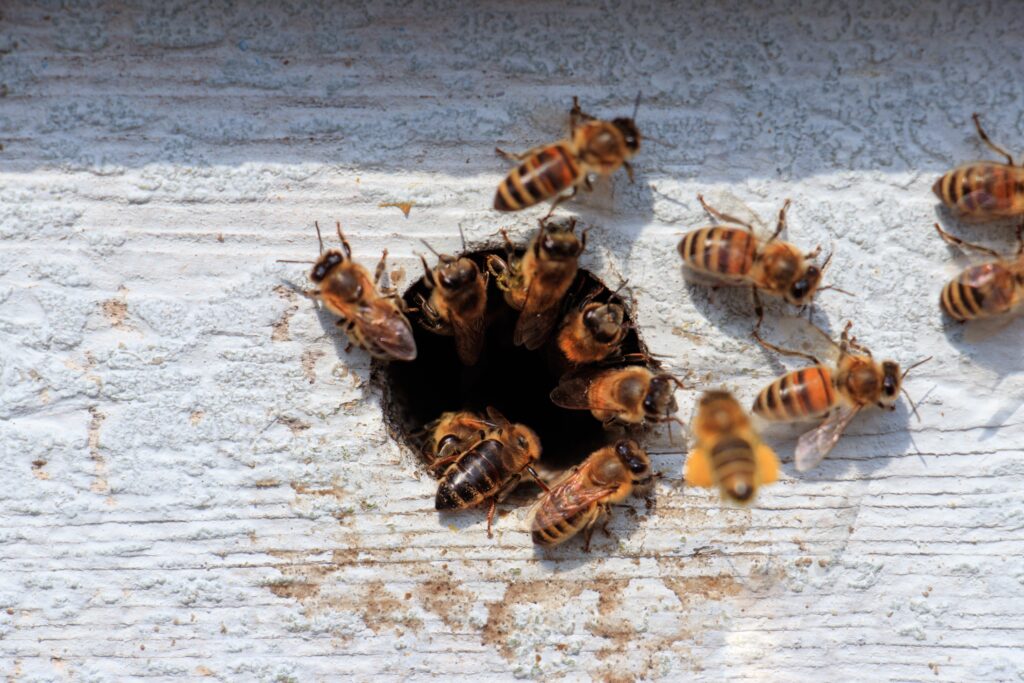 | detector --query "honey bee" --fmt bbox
[280,222,416,361]
[493,95,641,213]
[550,364,683,427]
[419,410,493,472]
[435,407,548,537]
[678,195,830,313]
[530,439,653,551]
[554,284,630,366]
[487,217,586,350]
[752,321,929,472]
[933,114,1024,221]
[935,223,1024,322]
[415,231,488,365]
[685,391,779,504]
